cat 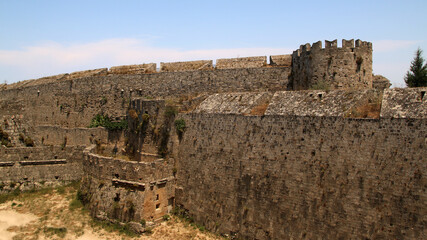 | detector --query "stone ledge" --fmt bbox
[18,159,67,166]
